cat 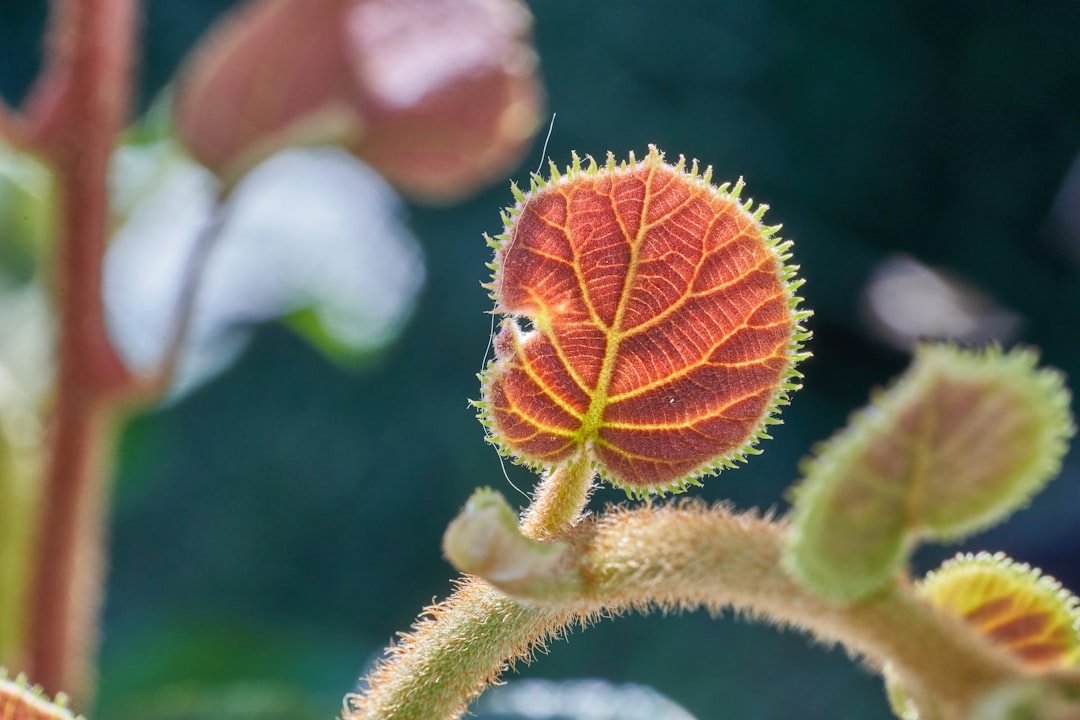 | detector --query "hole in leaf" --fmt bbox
[514,316,535,335]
